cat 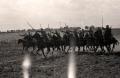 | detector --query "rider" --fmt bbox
[81,29,85,37]
[40,28,47,41]
[33,31,40,39]
[55,30,61,39]
[94,27,104,44]
[104,25,113,39]
[24,32,33,41]
[89,27,94,38]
